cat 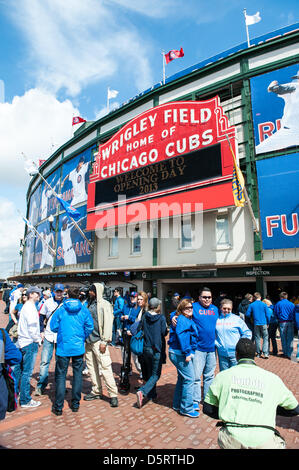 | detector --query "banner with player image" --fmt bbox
[39,168,61,222]
[28,184,42,227]
[250,63,299,154]
[56,205,92,267]
[60,146,93,208]
[33,220,56,270]
[23,231,36,273]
